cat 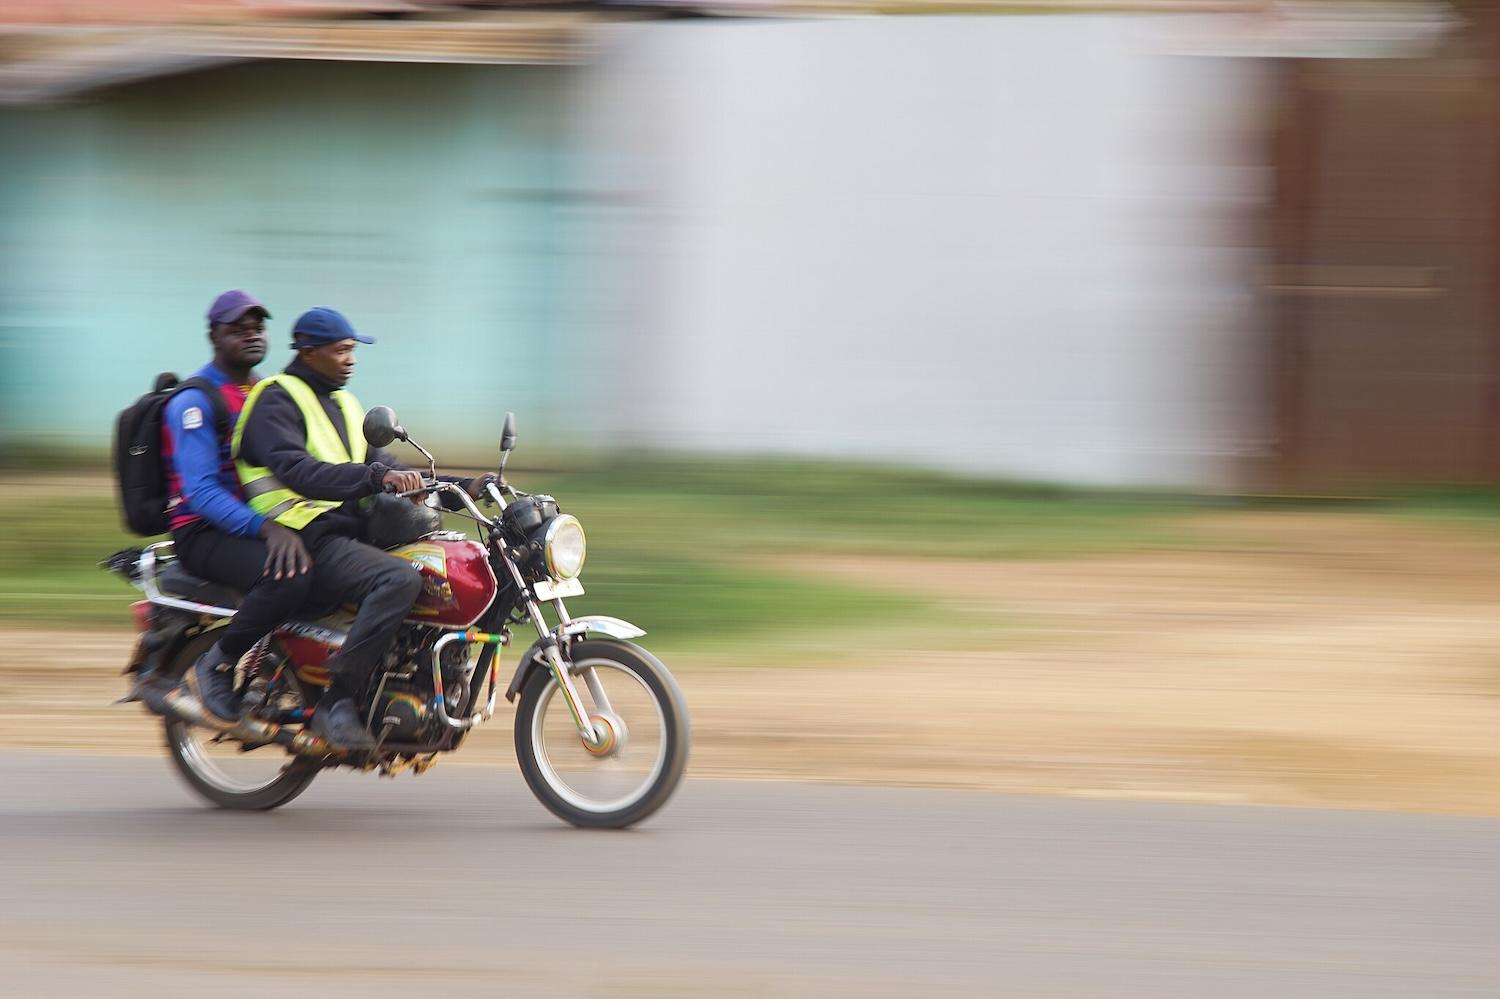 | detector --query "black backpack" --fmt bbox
[113,373,231,536]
